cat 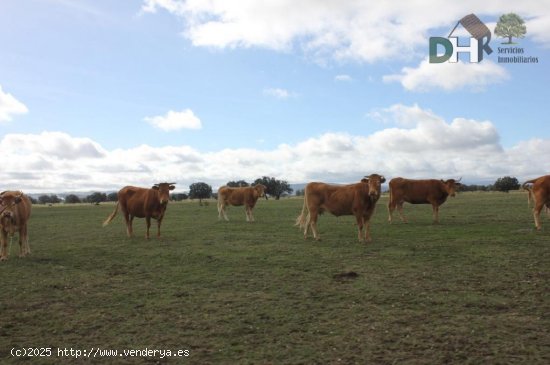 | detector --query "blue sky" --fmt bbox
[1,0,549,192]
